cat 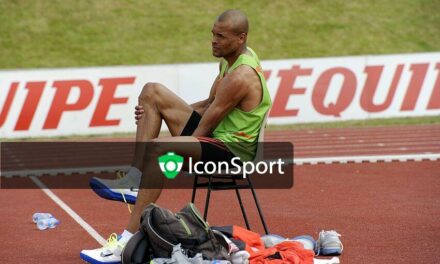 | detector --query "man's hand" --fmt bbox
[134,105,144,125]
